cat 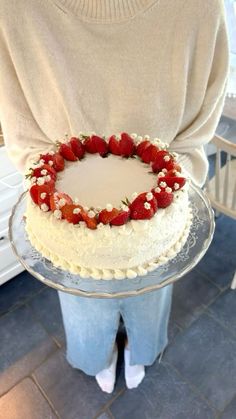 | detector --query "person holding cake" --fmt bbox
[0,0,229,393]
